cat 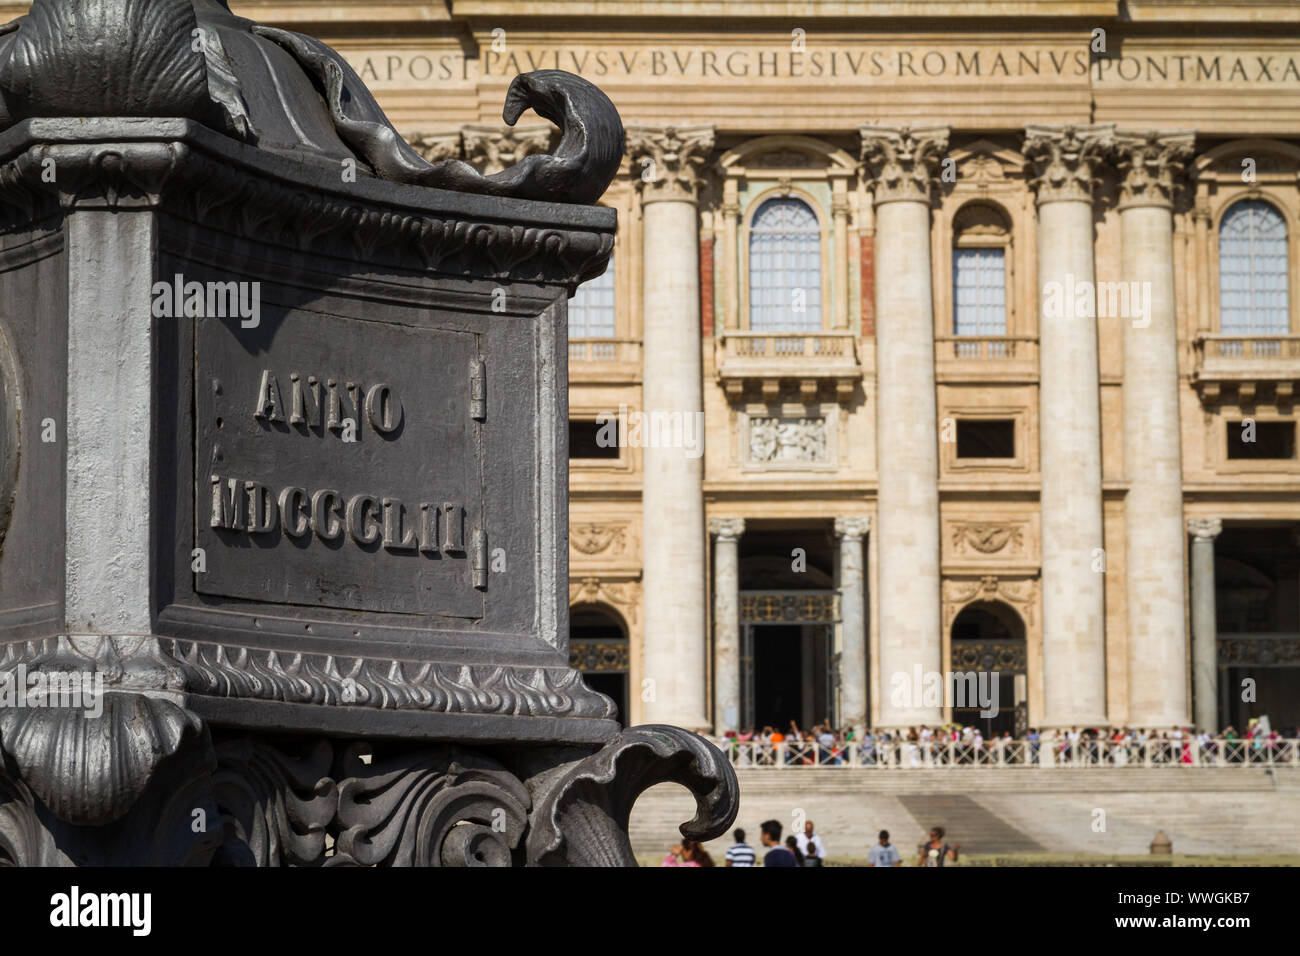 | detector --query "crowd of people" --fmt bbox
[716,718,1294,766]
[659,820,960,867]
